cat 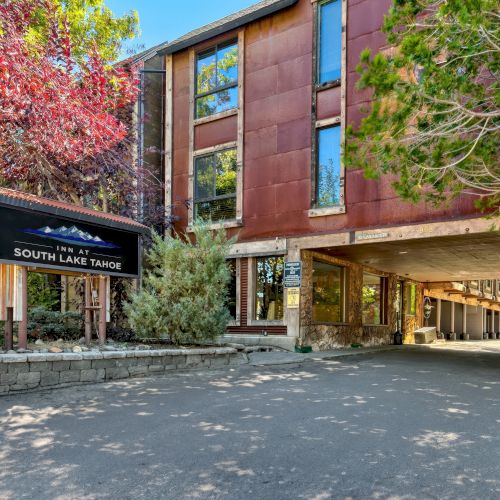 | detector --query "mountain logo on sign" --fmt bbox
[23,225,120,249]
